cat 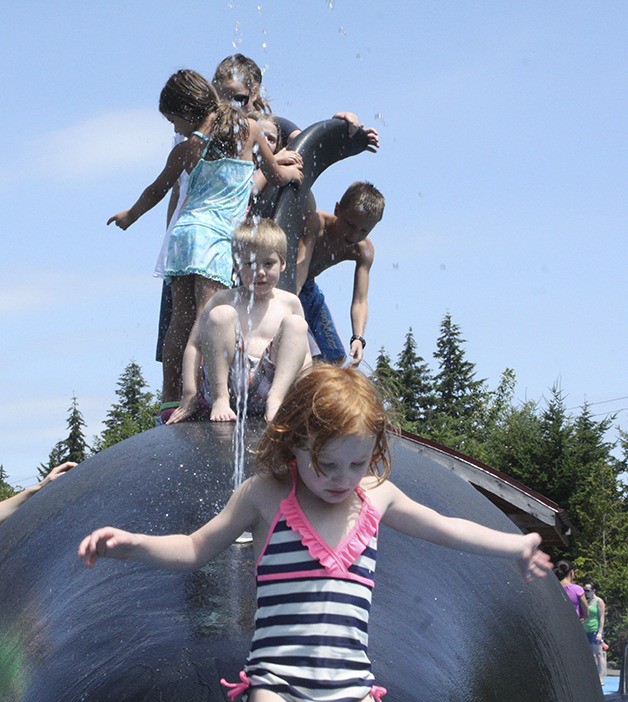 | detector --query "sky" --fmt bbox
[1,1,627,487]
